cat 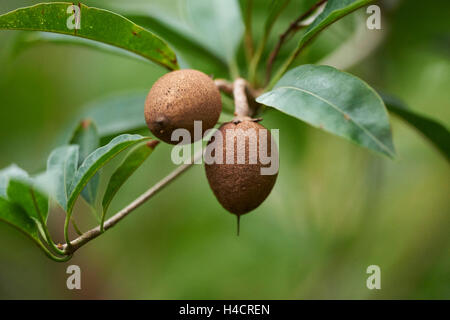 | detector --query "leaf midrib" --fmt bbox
[275,85,394,156]
[62,154,70,208]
